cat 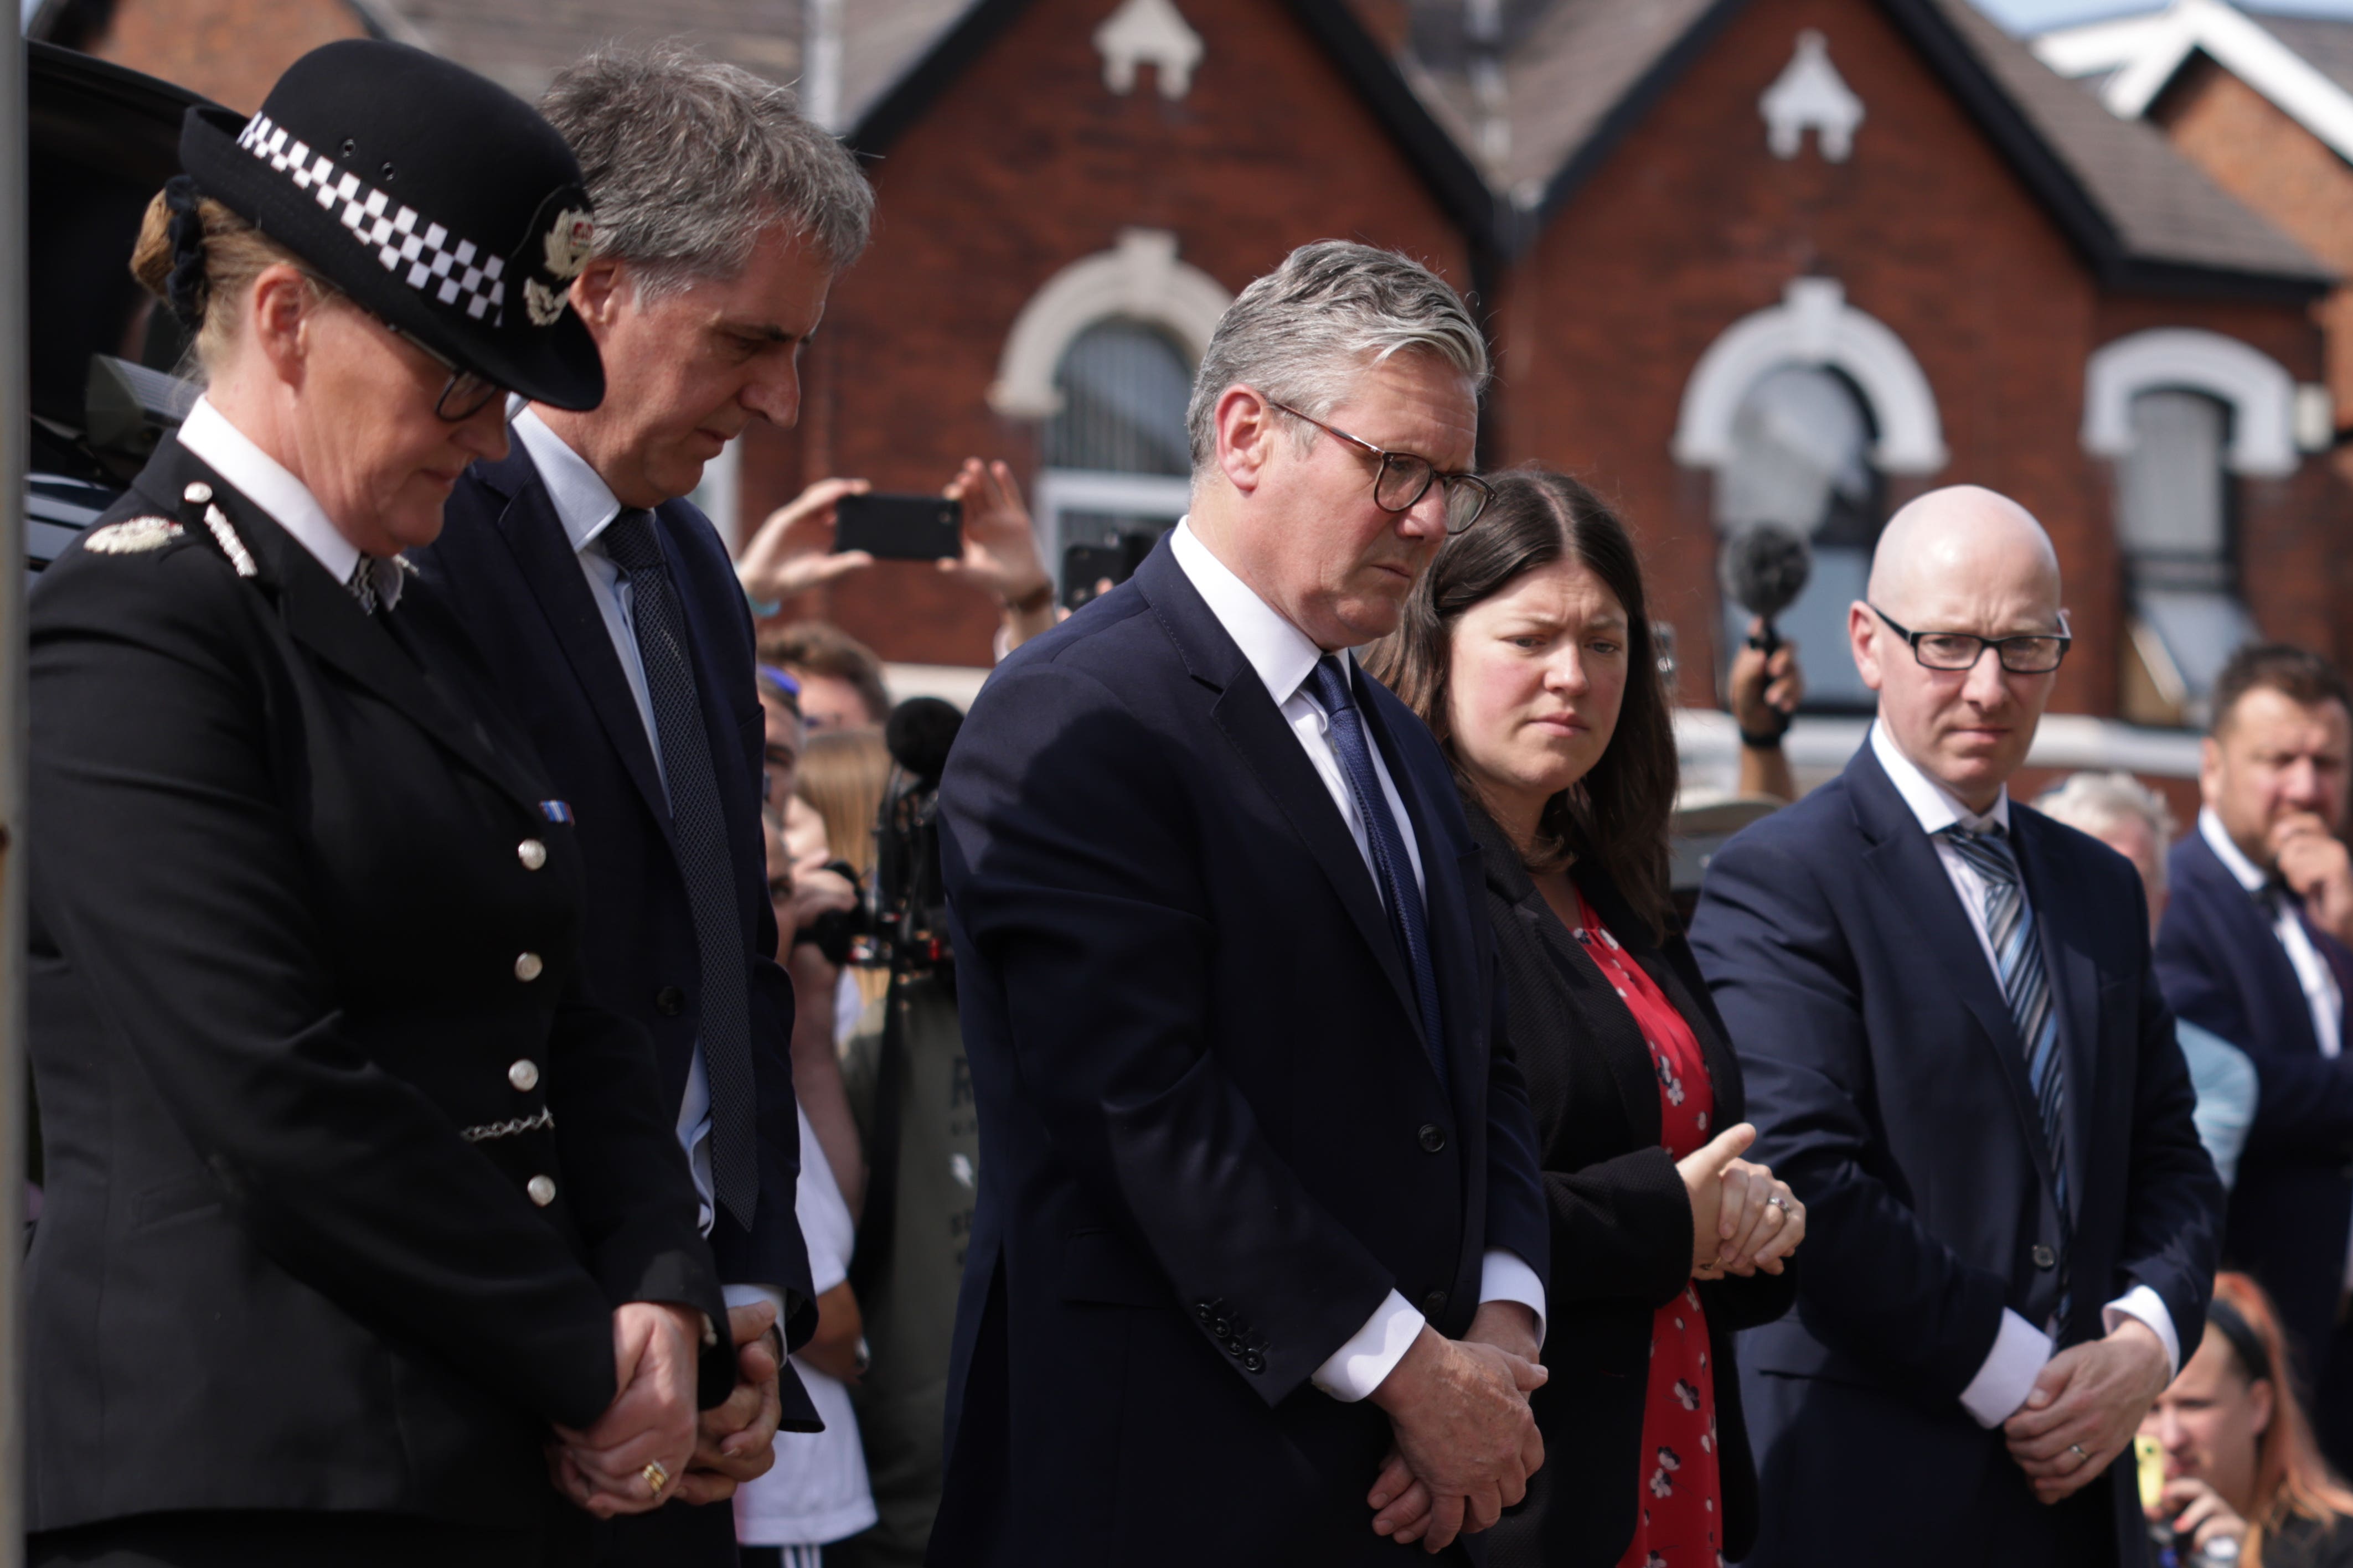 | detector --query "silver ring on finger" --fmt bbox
[2068,1443,2088,1467]
[1766,1195,1790,1213]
